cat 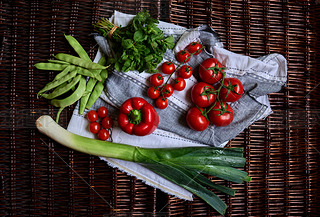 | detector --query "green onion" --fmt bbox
[36,115,251,215]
